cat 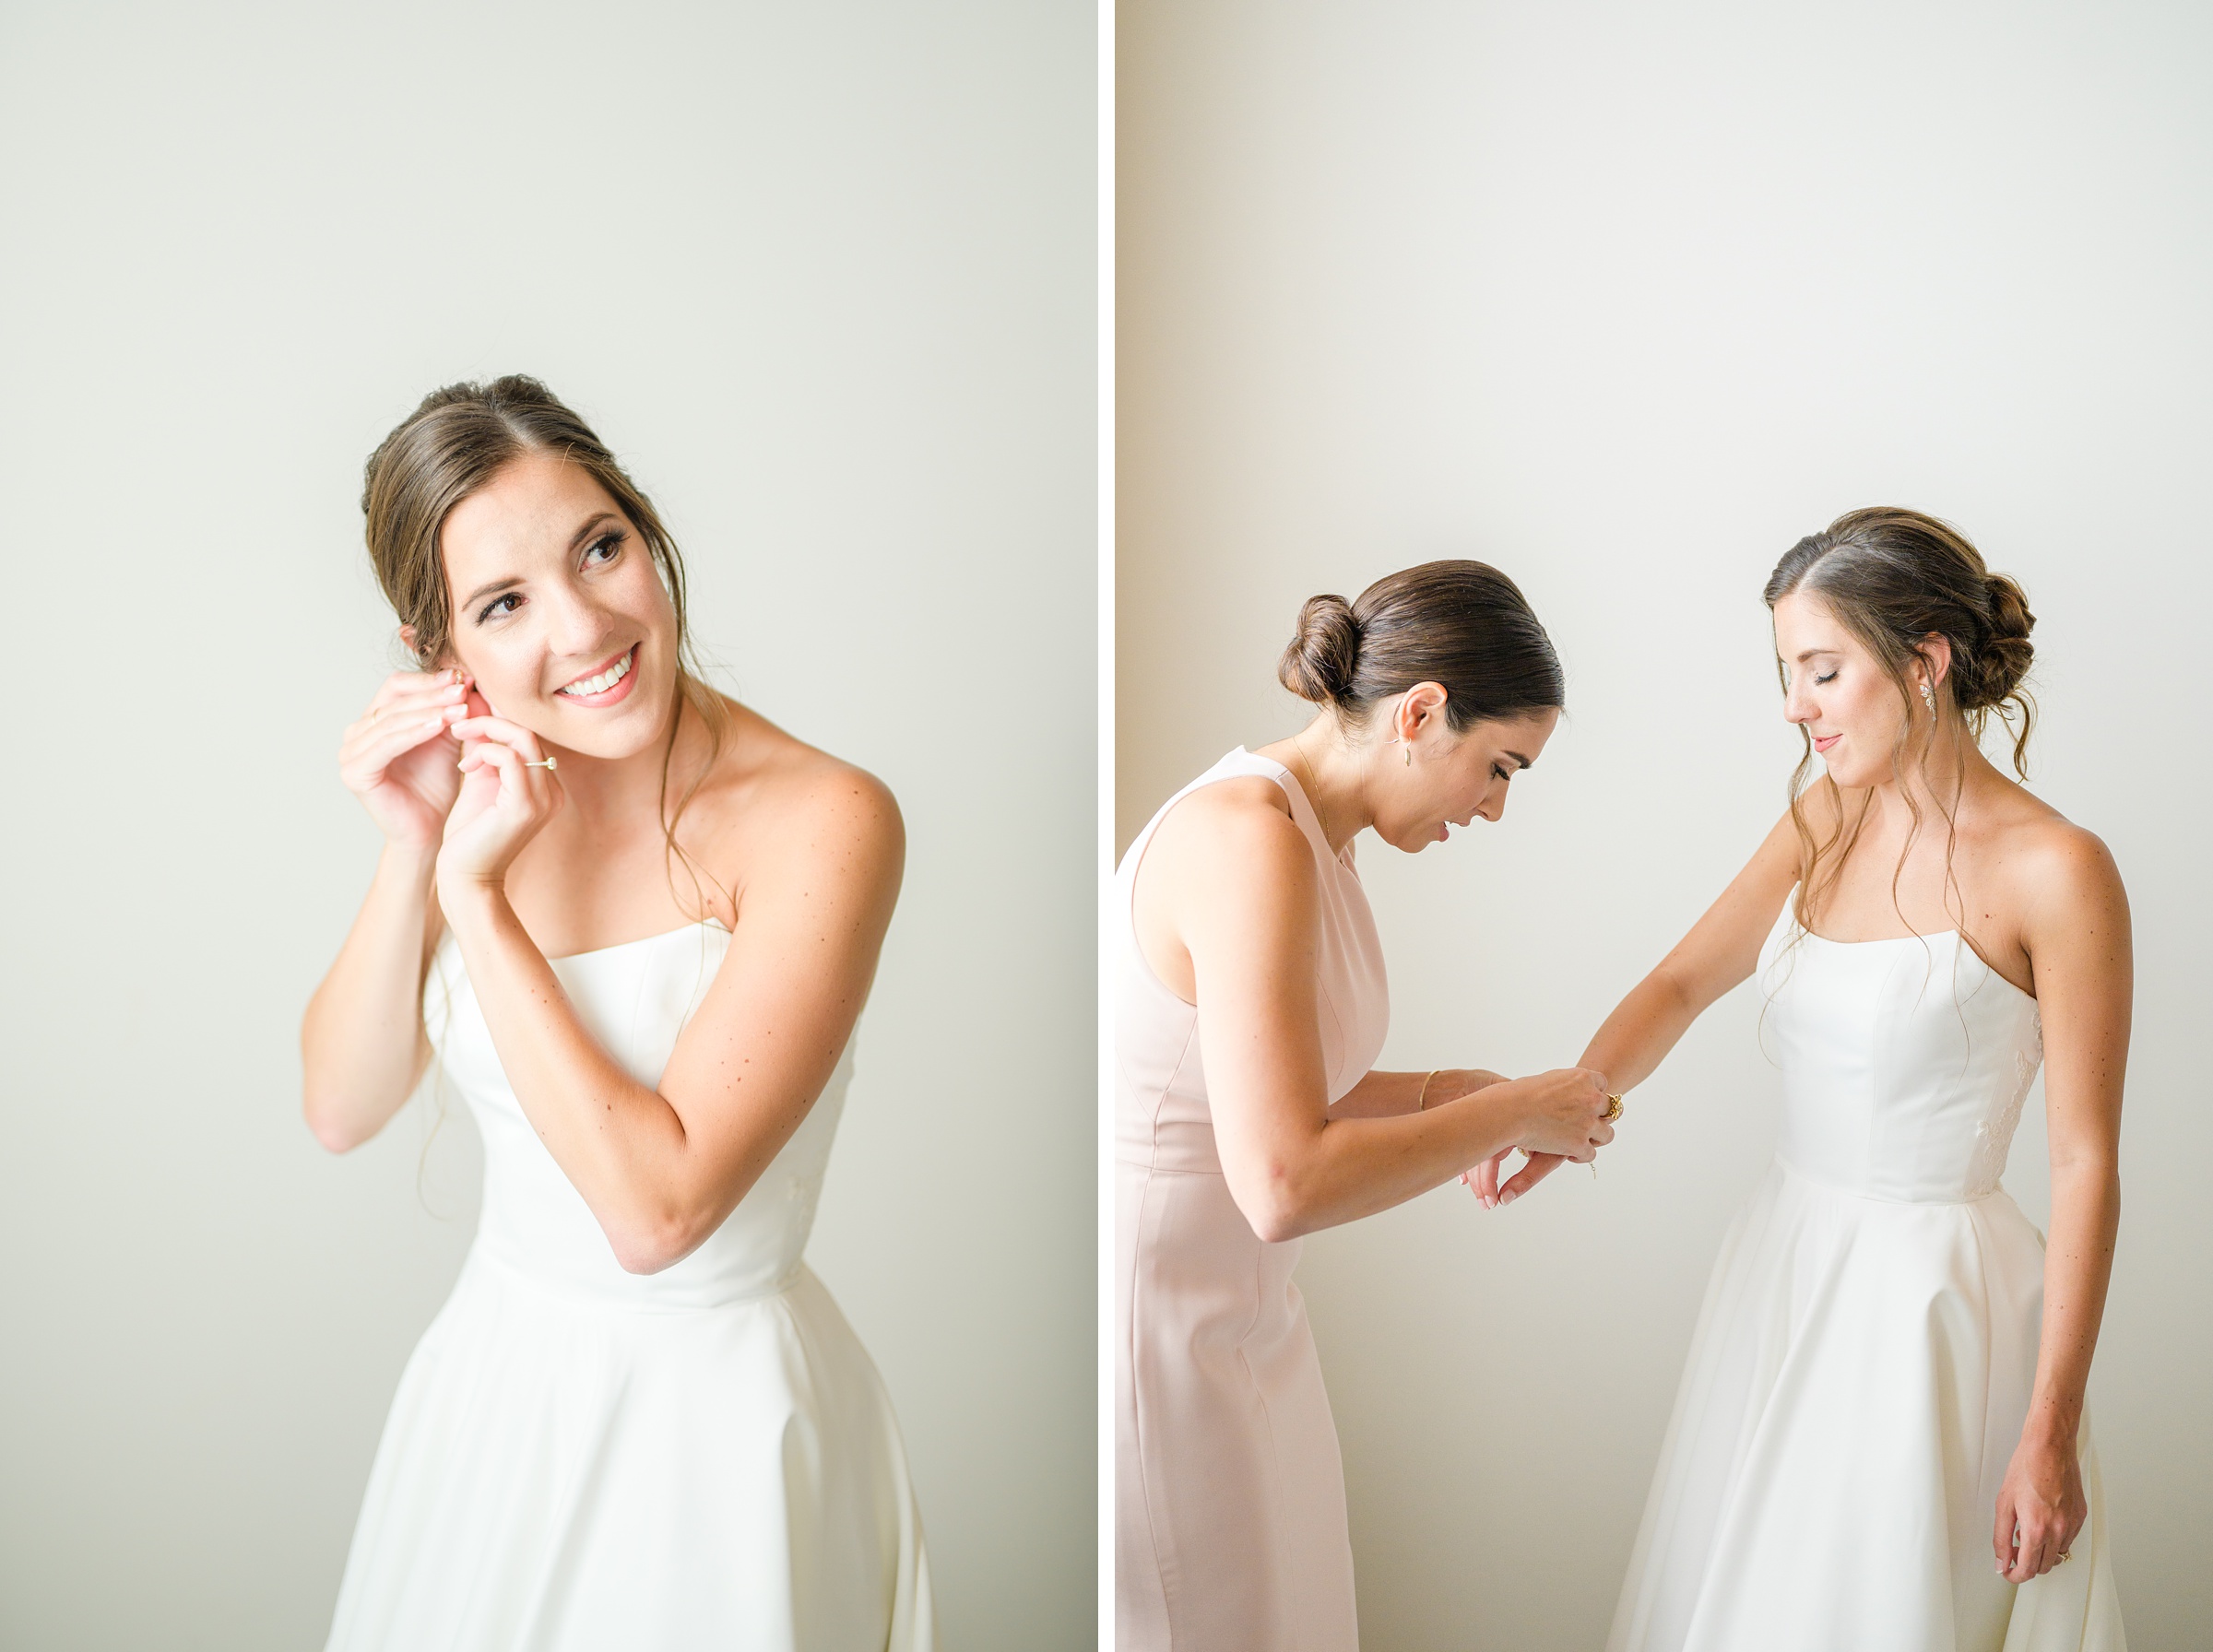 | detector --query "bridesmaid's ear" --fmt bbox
[1391,682,1450,745]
